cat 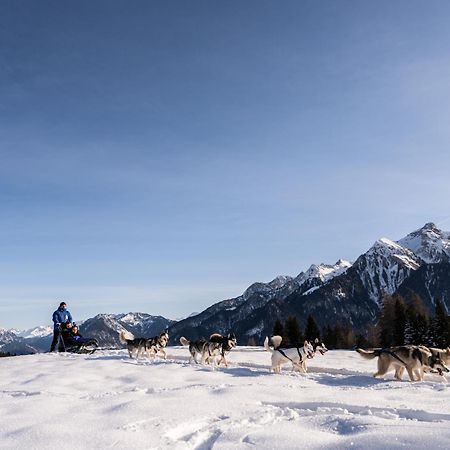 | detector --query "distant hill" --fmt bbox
[1,313,174,355]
